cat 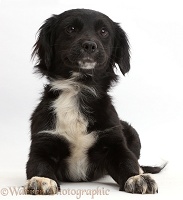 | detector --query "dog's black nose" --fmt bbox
[82,41,97,54]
